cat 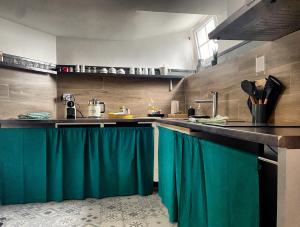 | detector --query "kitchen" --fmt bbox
[0,0,300,227]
